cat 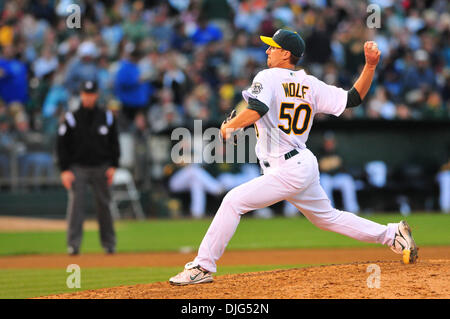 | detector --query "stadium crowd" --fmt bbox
[0,0,449,214]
